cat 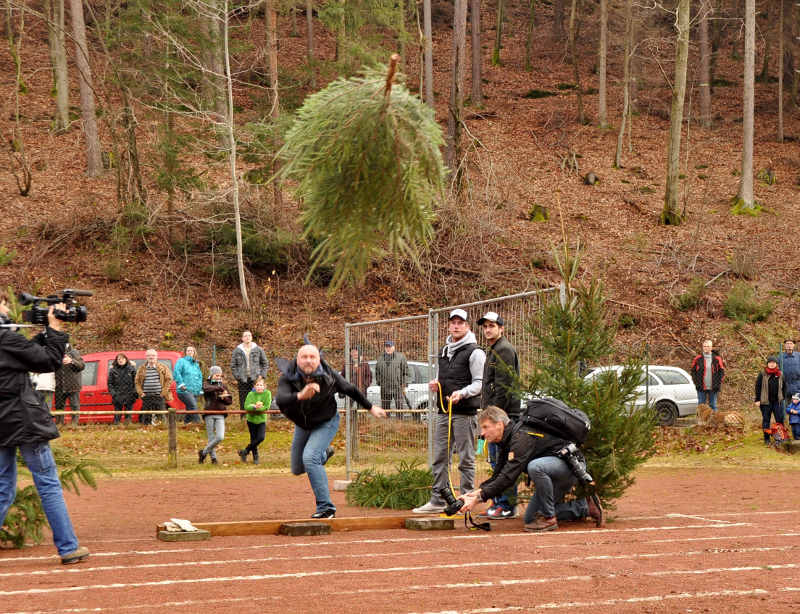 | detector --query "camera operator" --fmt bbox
[458,406,604,532]
[0,290,89,564]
